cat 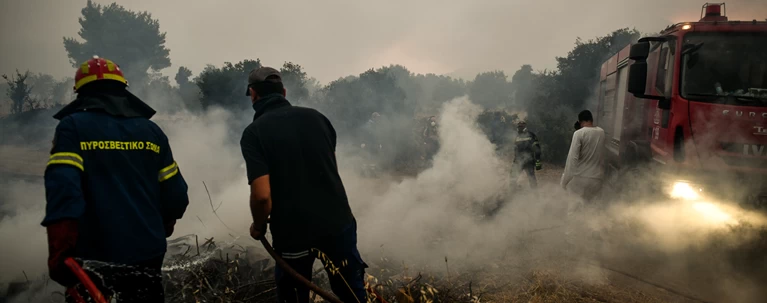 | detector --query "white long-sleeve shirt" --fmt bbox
[561,126,606,188]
